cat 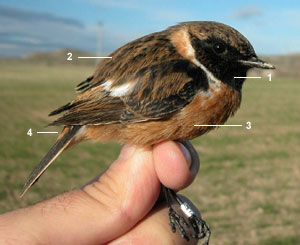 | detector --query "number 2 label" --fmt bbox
[67,52,72,61]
